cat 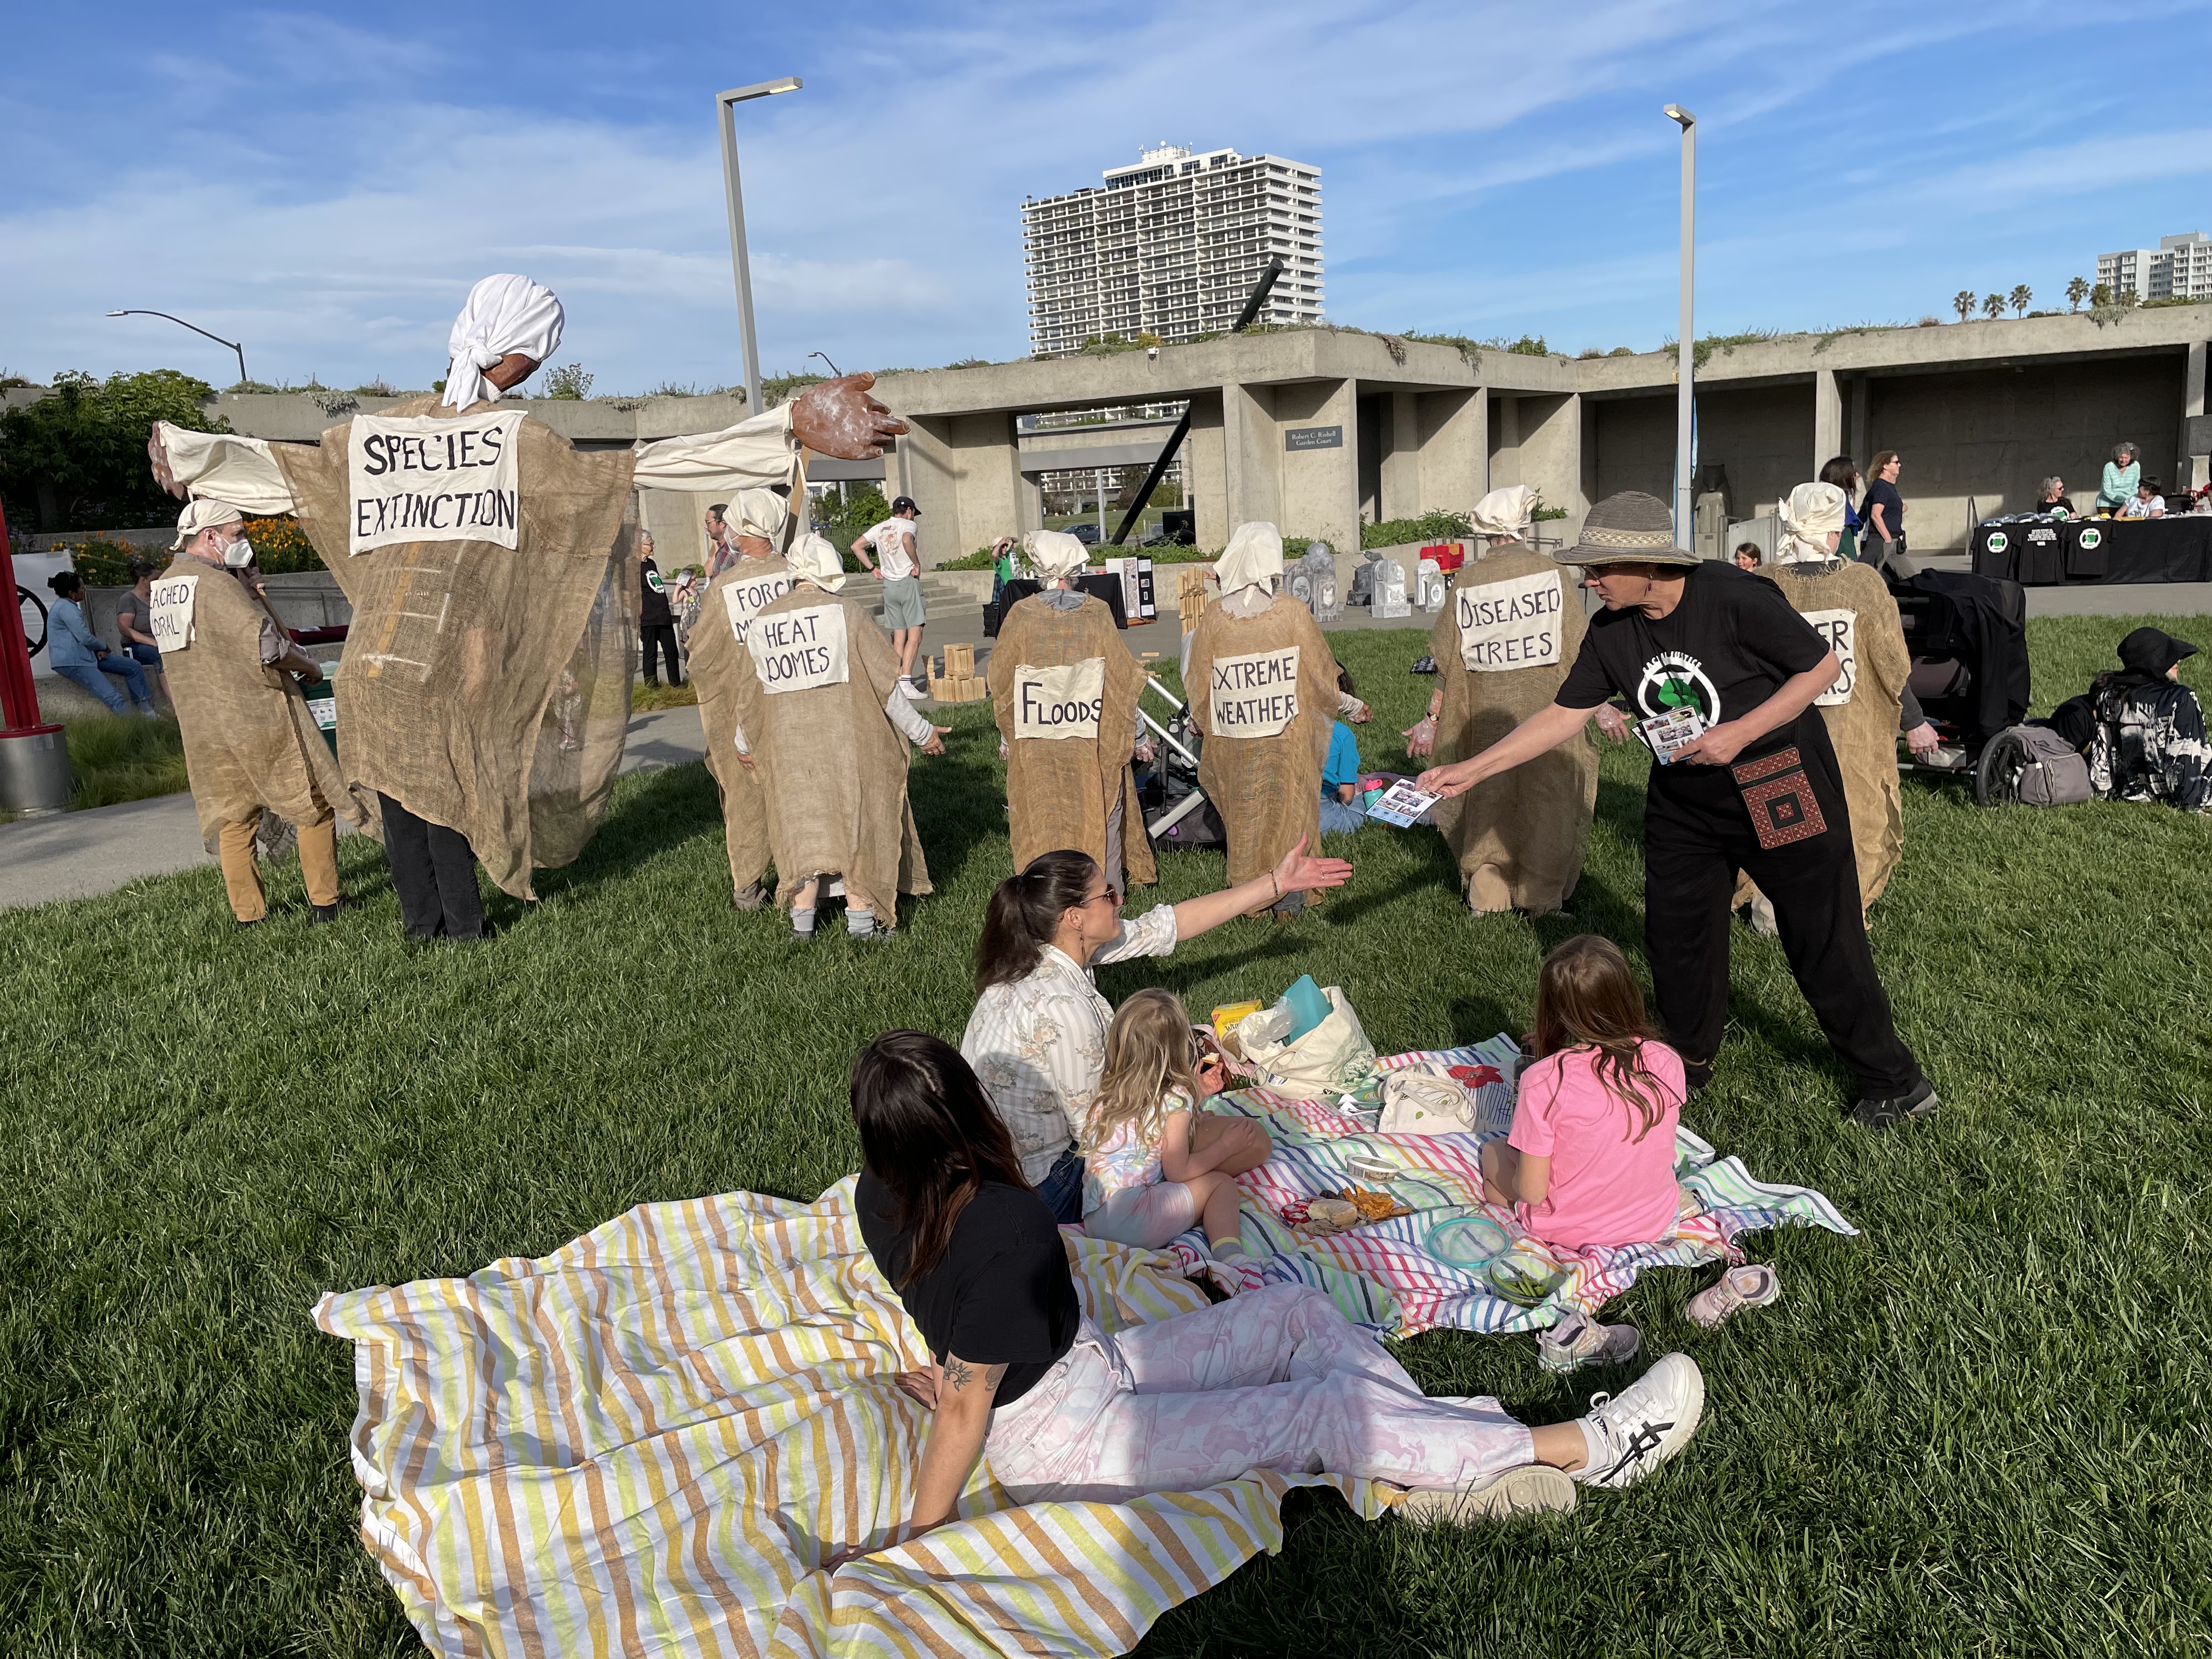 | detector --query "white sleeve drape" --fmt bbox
[156,424,297,515]
[631,405,800,494]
